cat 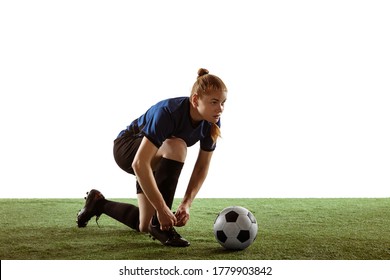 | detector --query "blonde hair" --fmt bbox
[190,68,227,143]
